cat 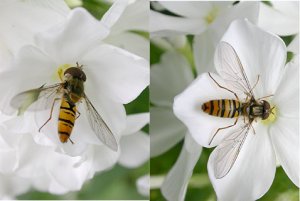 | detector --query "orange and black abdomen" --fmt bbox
[58,97,76,143]
[201,99,241,118]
